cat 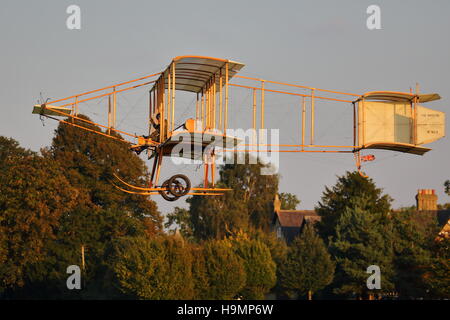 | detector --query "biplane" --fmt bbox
[33,55,446,201]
